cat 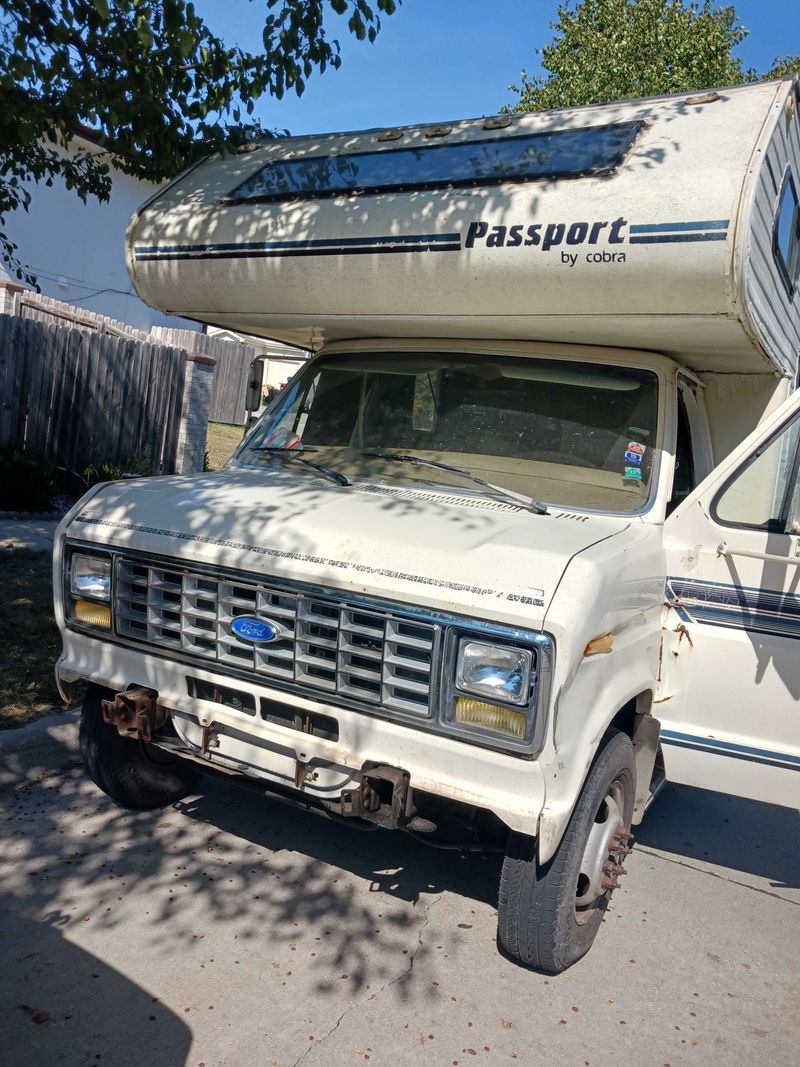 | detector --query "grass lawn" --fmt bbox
[0,549,65,728]
[205,421,245,471]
